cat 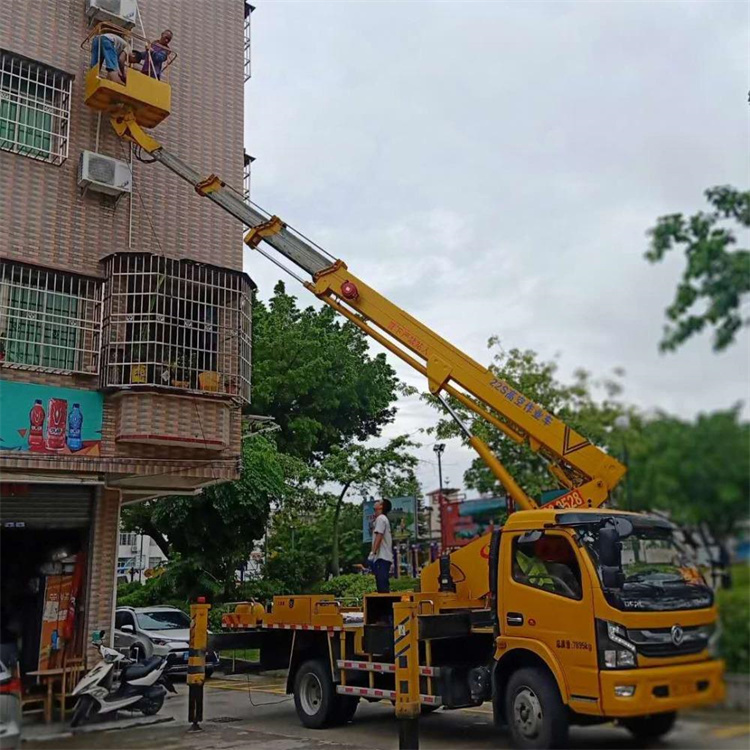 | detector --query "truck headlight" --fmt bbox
[596,620,638,669]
